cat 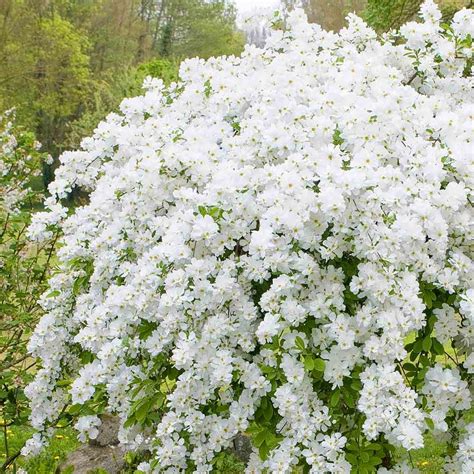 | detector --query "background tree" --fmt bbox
[281,0,471,32]
[0,4,92,160]
[303,0,367,31]
[0,0,244,165]
[282,0,367,30]
[363,0,472,31]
